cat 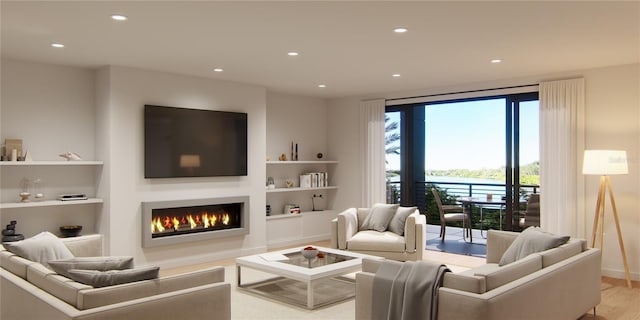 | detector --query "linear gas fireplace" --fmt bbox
[142,196,249,248]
